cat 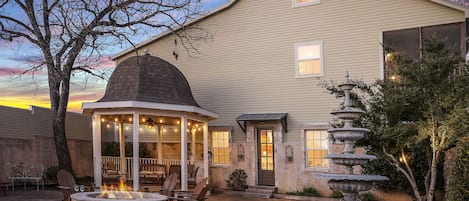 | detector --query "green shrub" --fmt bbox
[44,166,60,184]
[225,169,247,191]
[286,186,321,197]
[331,190,343,198]
[359,192,375,201]
[445,137,469,201]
